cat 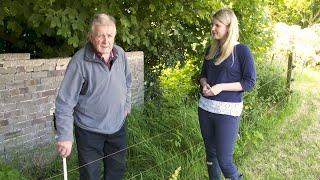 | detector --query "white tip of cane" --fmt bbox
[63,157,68,180]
